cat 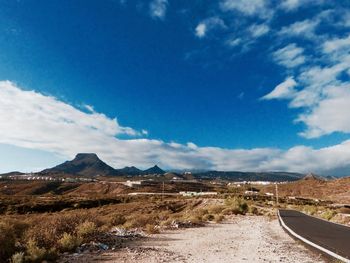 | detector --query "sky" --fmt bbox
[1,0,350,176]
